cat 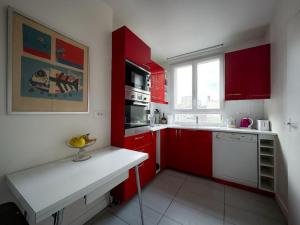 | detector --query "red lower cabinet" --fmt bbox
[180,130,212,177]
[112,132,156,203]
[166,129,212,178]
